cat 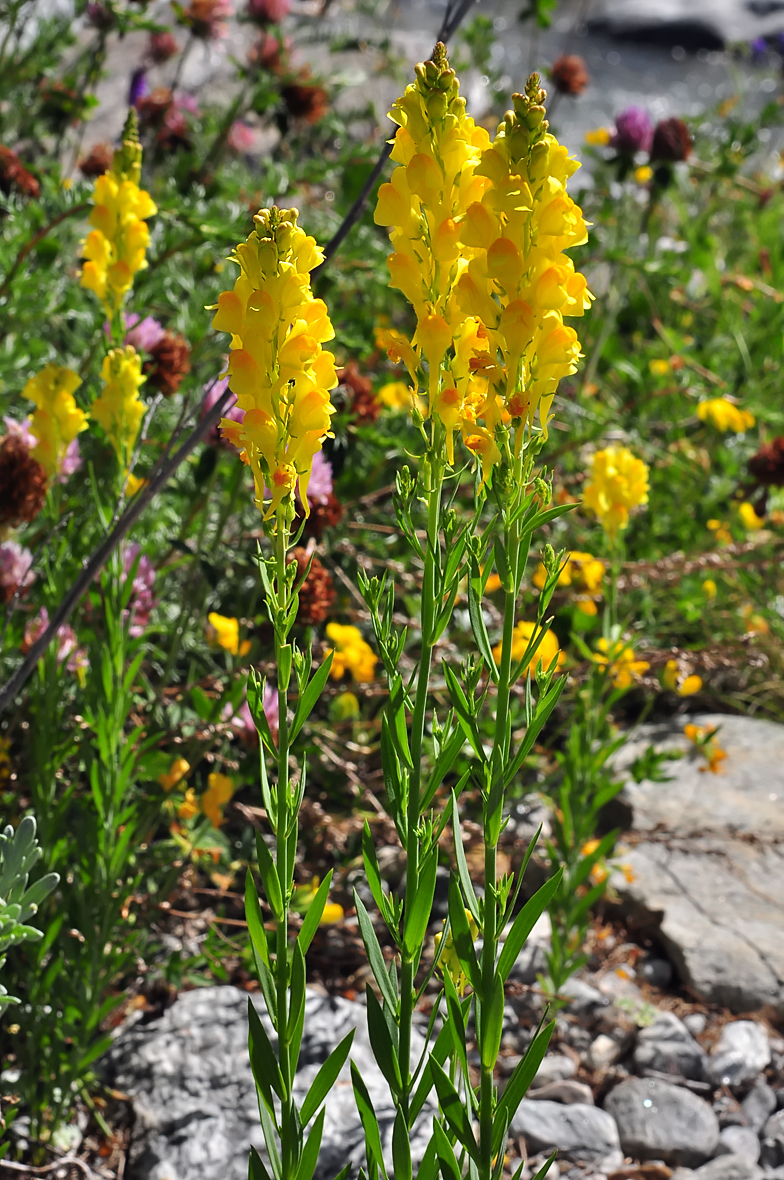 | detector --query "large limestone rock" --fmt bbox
[612,714,784,1016]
